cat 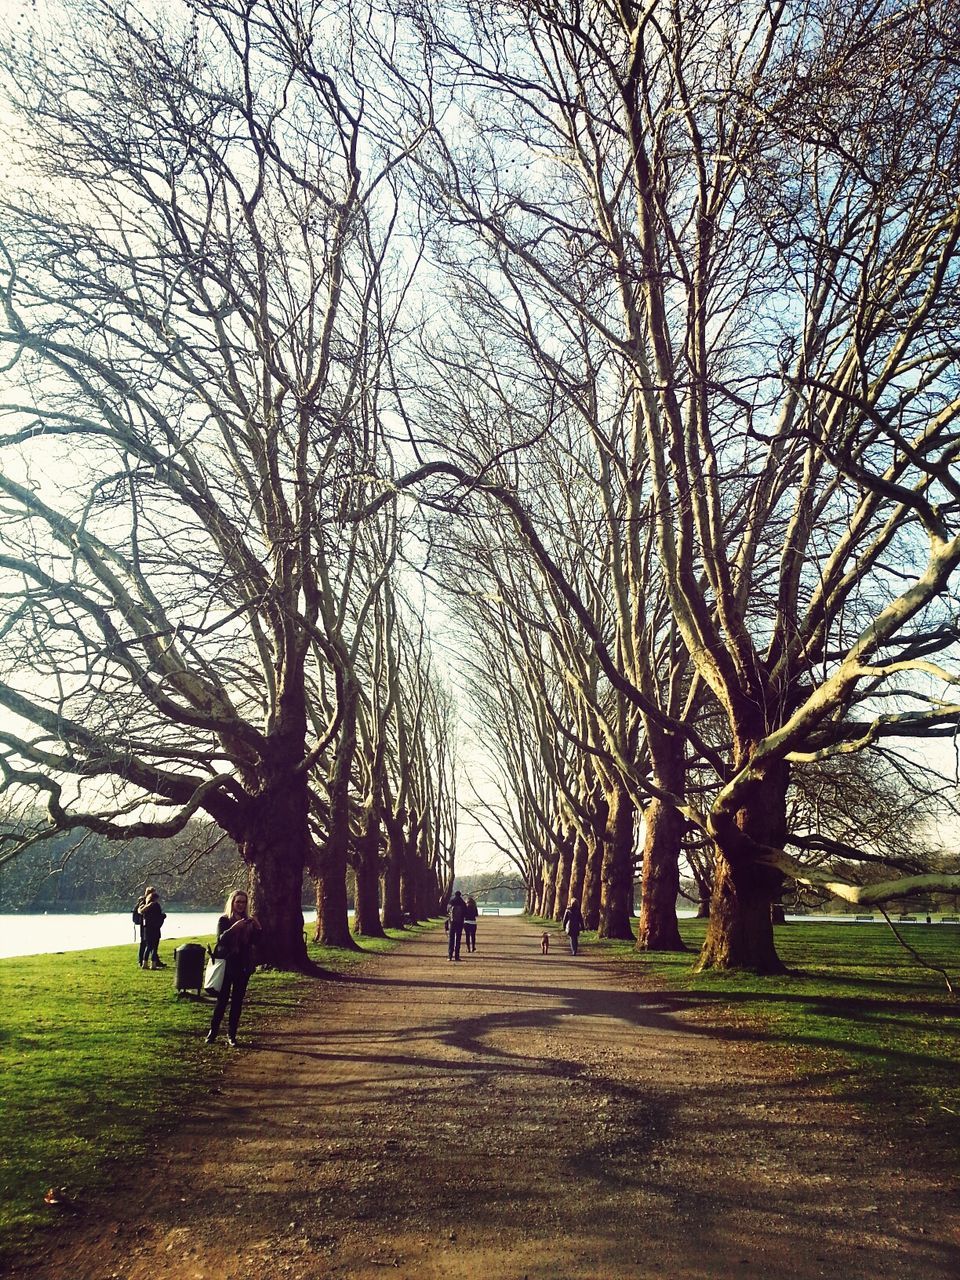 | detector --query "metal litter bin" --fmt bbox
[173,942,206,997]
